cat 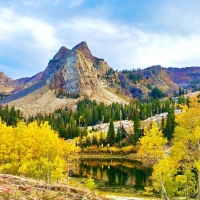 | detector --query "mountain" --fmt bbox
[1,41,110,96]
[116,65,178,97]
[42,41,110,96]
[0,42,128,116]
[0,72,14,93]
[165,67,200,89]
[0,72,43,94]
[0,41,200,116]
